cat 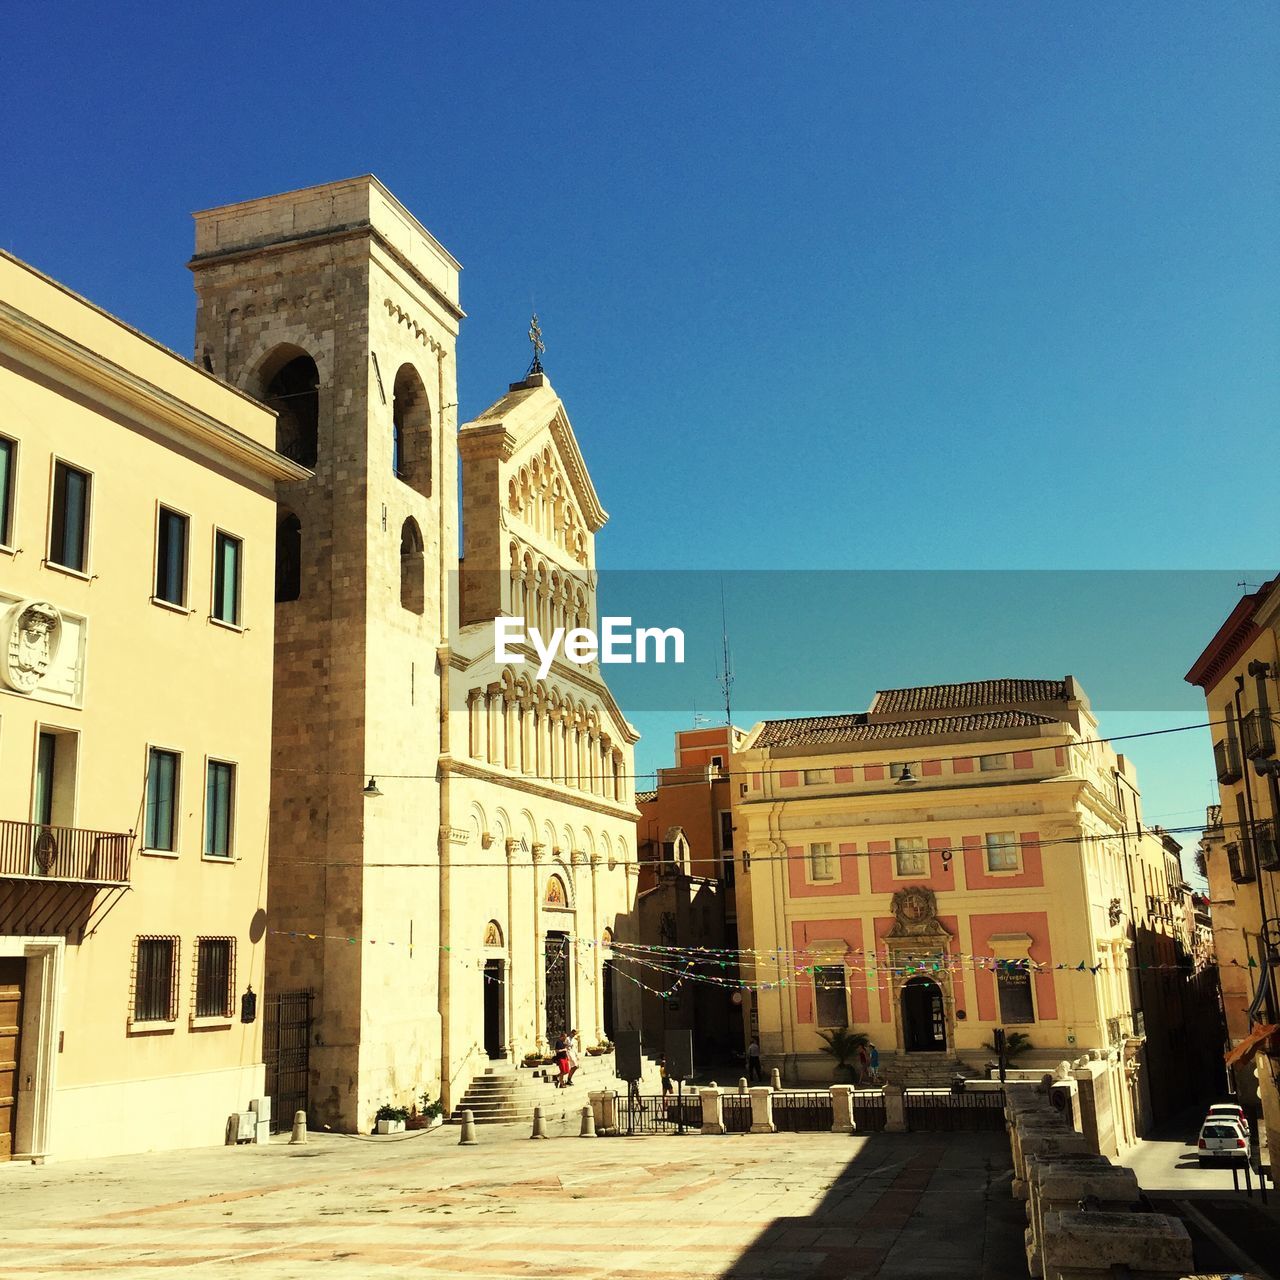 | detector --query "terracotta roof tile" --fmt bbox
[870,678,1068,714]
[754,709,1060,749]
